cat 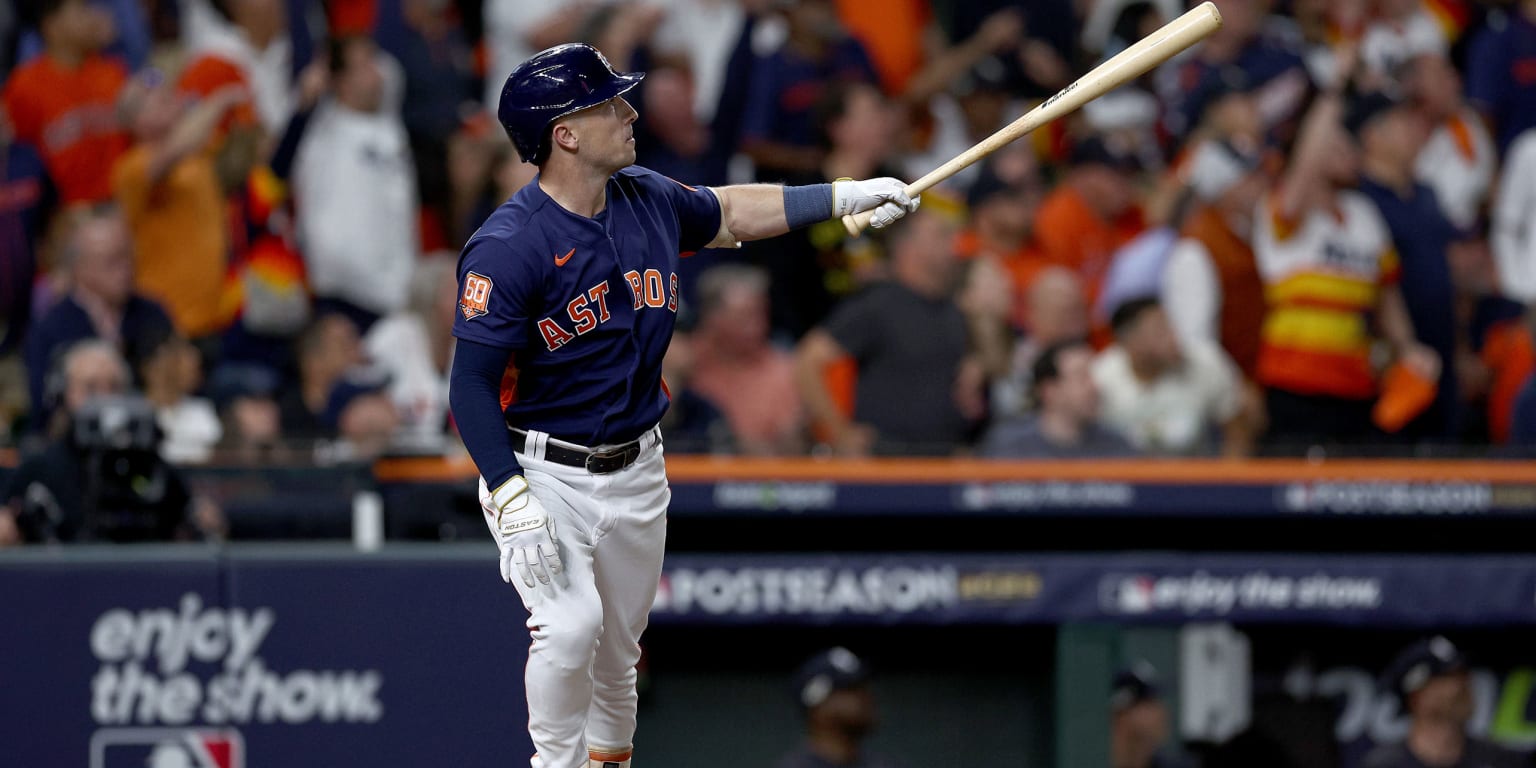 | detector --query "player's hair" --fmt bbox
[694,264,769,320]
[1029,338,1091,408]
[1109,296,1161,336]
